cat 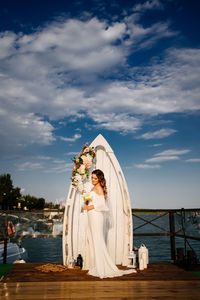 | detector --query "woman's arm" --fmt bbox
[83,204,94,211]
